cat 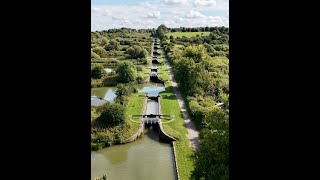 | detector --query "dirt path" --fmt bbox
[162,48,200,150]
